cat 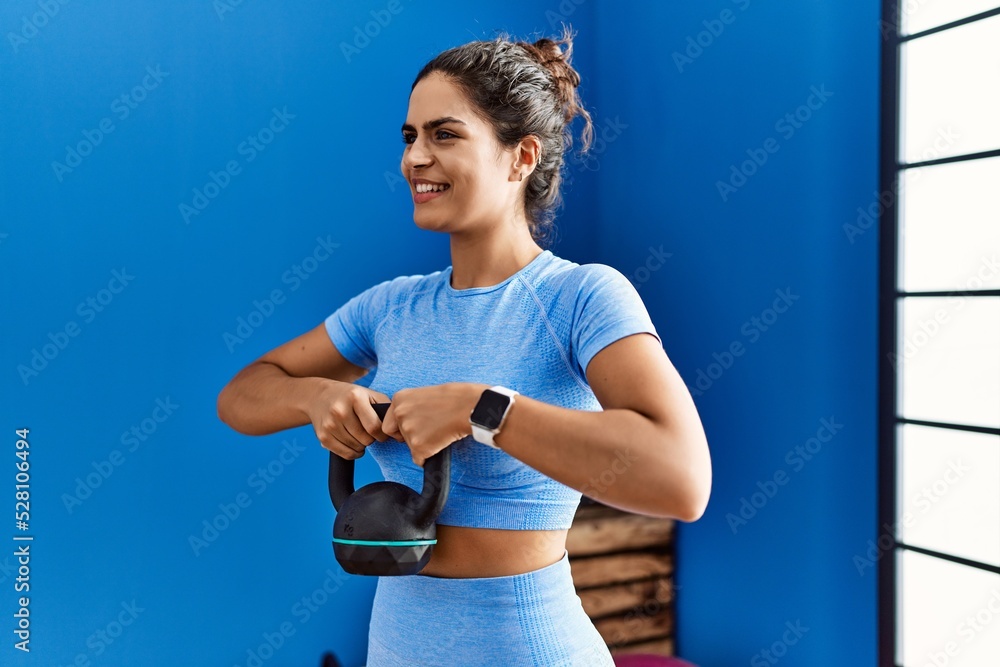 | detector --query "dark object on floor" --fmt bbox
[319,651,342,667]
